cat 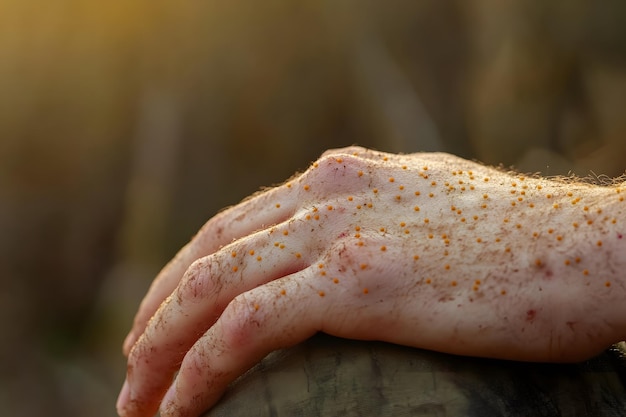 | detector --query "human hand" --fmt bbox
[117,146,626,417]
